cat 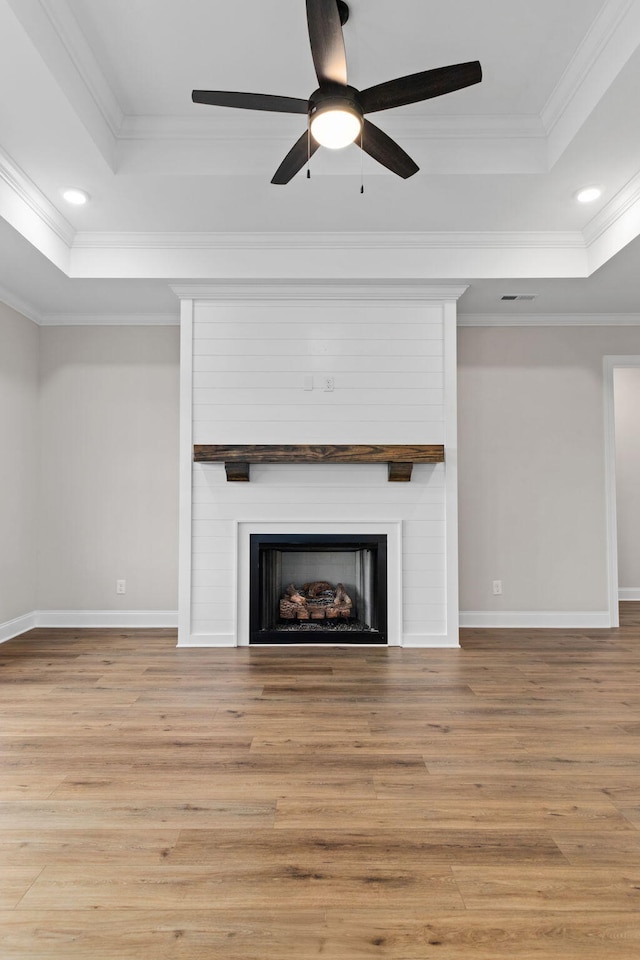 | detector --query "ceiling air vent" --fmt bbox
[501,295,537,301]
